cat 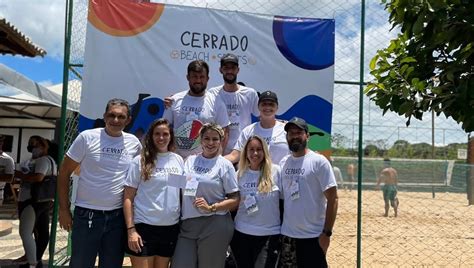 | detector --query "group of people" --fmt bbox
[56,54,339,268]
